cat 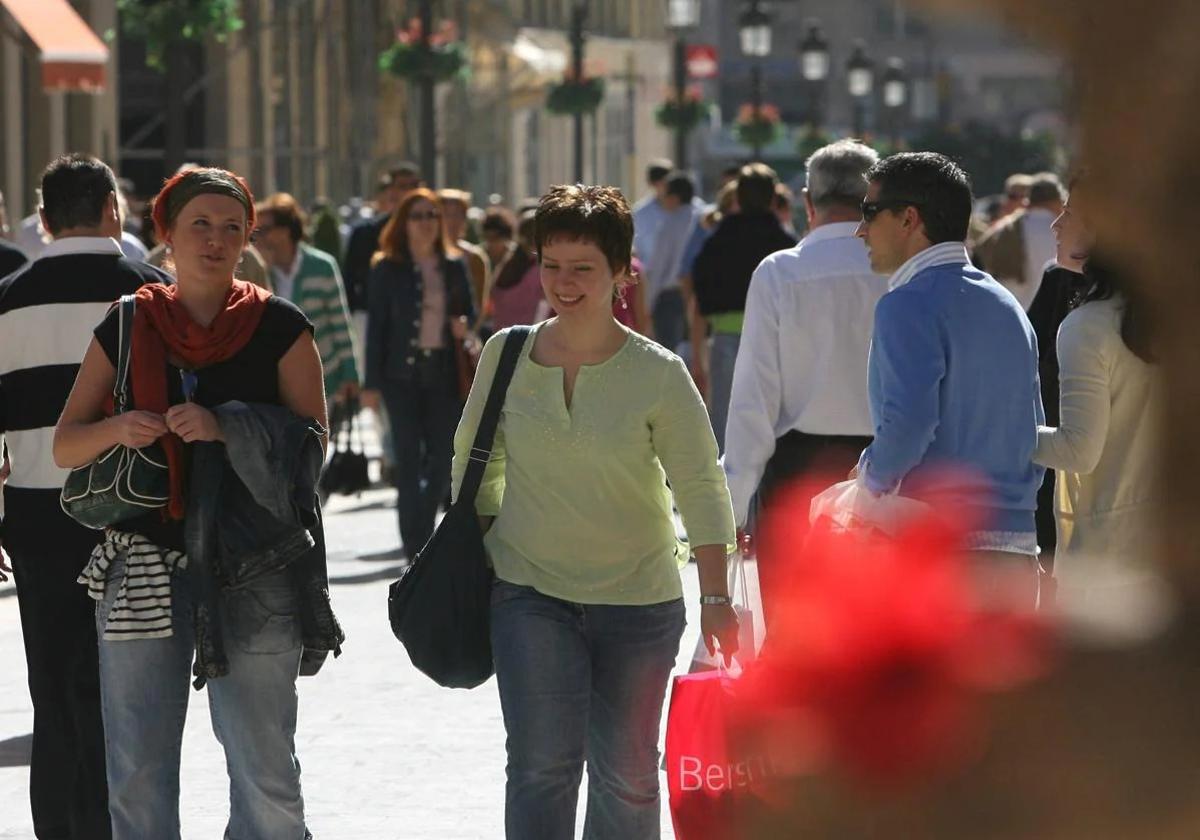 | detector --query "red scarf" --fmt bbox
[129,280,271,519]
